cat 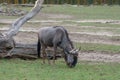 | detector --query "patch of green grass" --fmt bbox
[61,21,120,34]
[0,59,120,80]
[0,15,18,19]
[75,42,120,54]
[1,5,120,20]
[80,27,120,34]
[79,22,120,28]
[0,23,6,26]
[42,5,120,20]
